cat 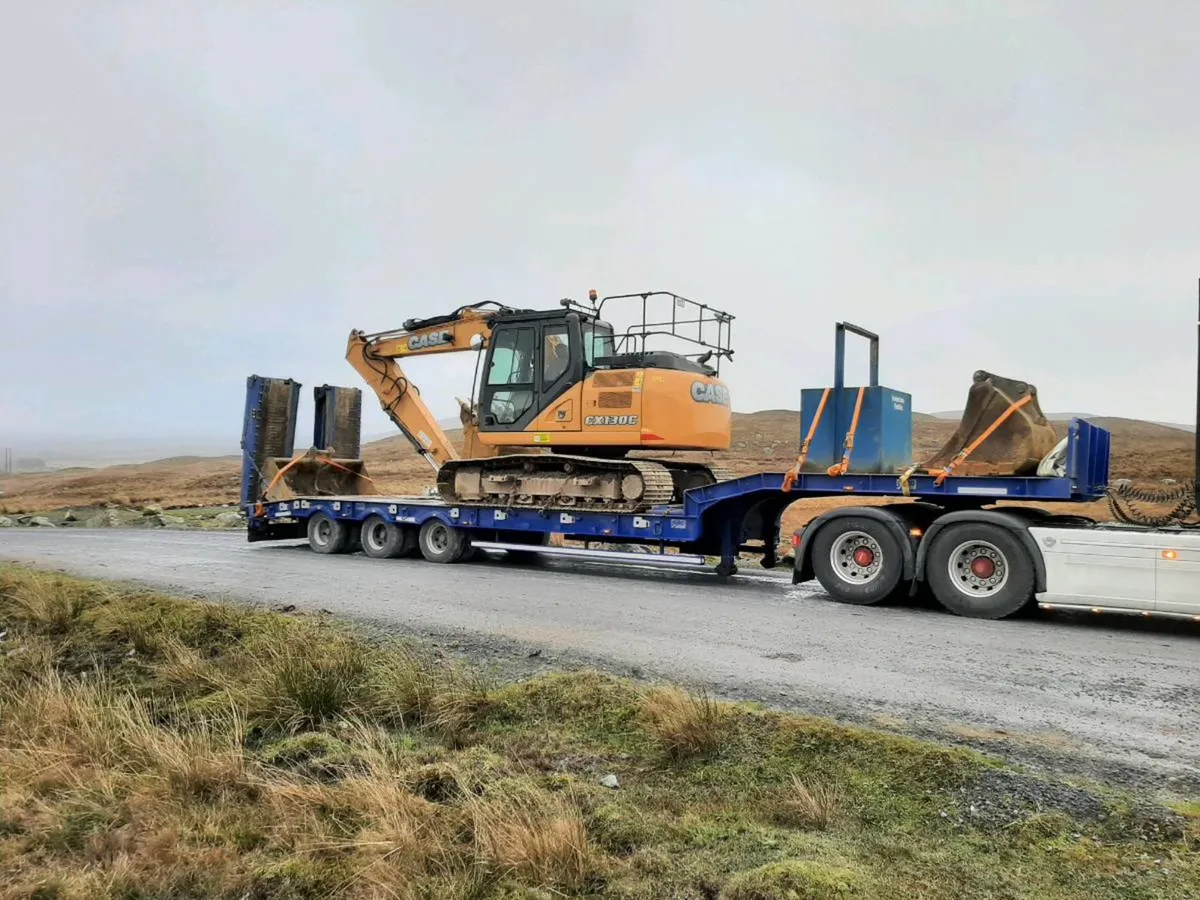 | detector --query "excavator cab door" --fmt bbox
[479,313,584,433]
